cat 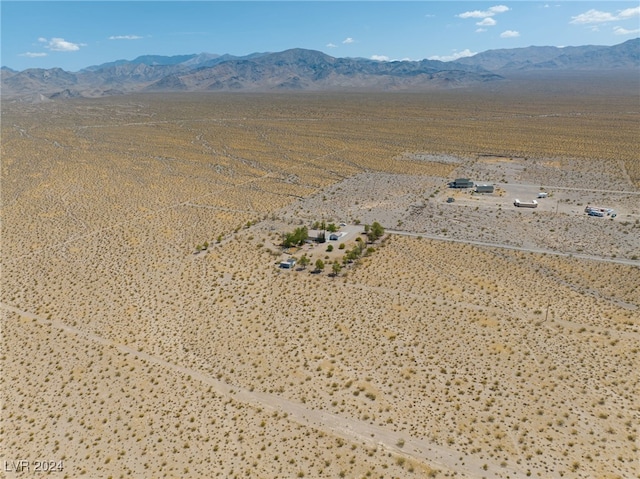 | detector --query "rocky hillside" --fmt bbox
[2,39,637,100]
